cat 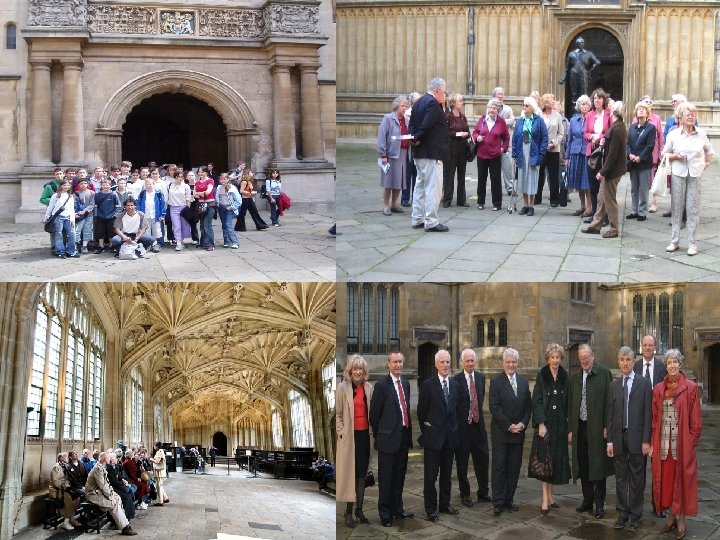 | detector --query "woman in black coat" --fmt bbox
[532,343,571,515]
[627,101,657,222]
